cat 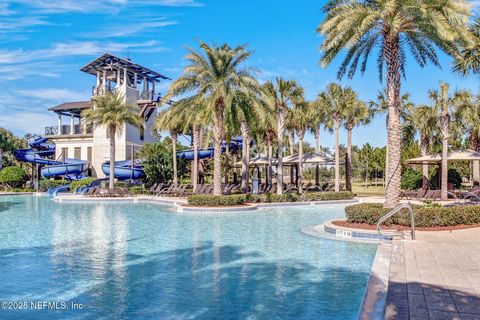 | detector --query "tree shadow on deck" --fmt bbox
[386,279,480,320]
